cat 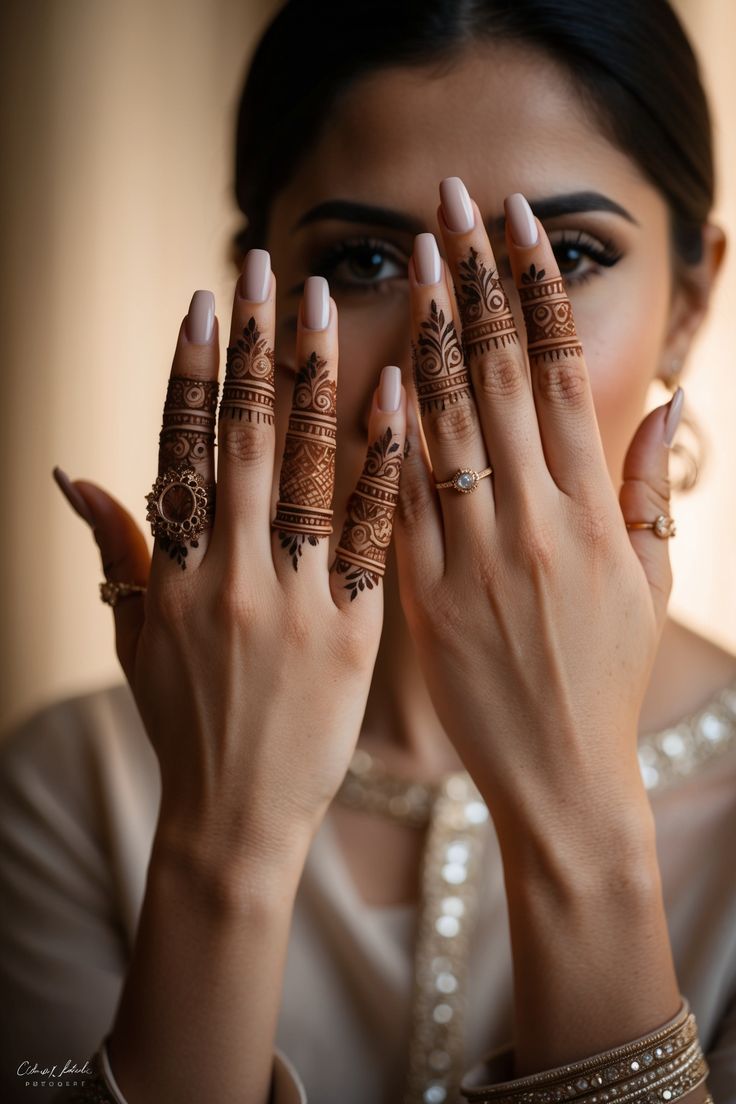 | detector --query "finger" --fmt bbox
[505,192,611,504]
[437,179,549,509]
[330,366,406,610]
[619,388,682,627]
[147,291,219,578]
[271,276,337,585]
[53,468,148,681]
[409,232,494,556]
[211,249,276,563]
[392,384,445,595]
